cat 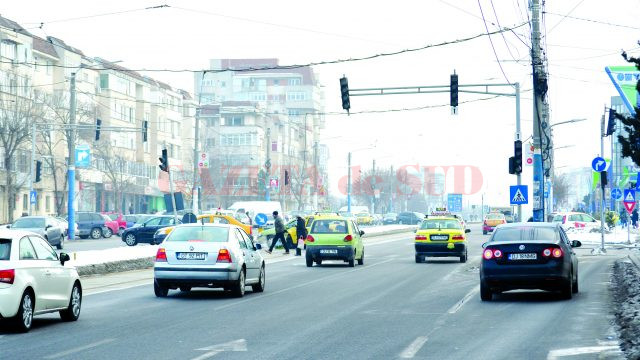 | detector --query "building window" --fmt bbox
[286,92,306,101]
[220,81,226,88]
[224,116,244,126]
[22,194,28,211]
[35,194,40,211]
[273,79,280,86]
[34,56,39,72]
[1,40,17,60]
[46,196,51,212]
[272,141,278,152]
[288,78,301,86]
[206,138,215,147]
